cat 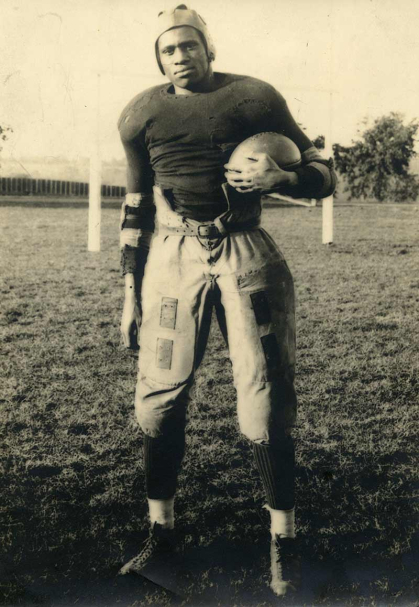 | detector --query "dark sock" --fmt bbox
[144,432,185,500]
[252,437,295,510]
